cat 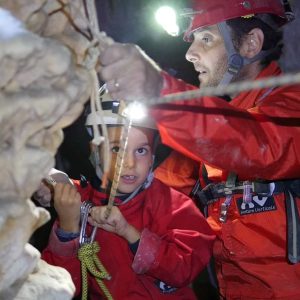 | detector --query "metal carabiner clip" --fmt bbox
[79,201,98,246]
